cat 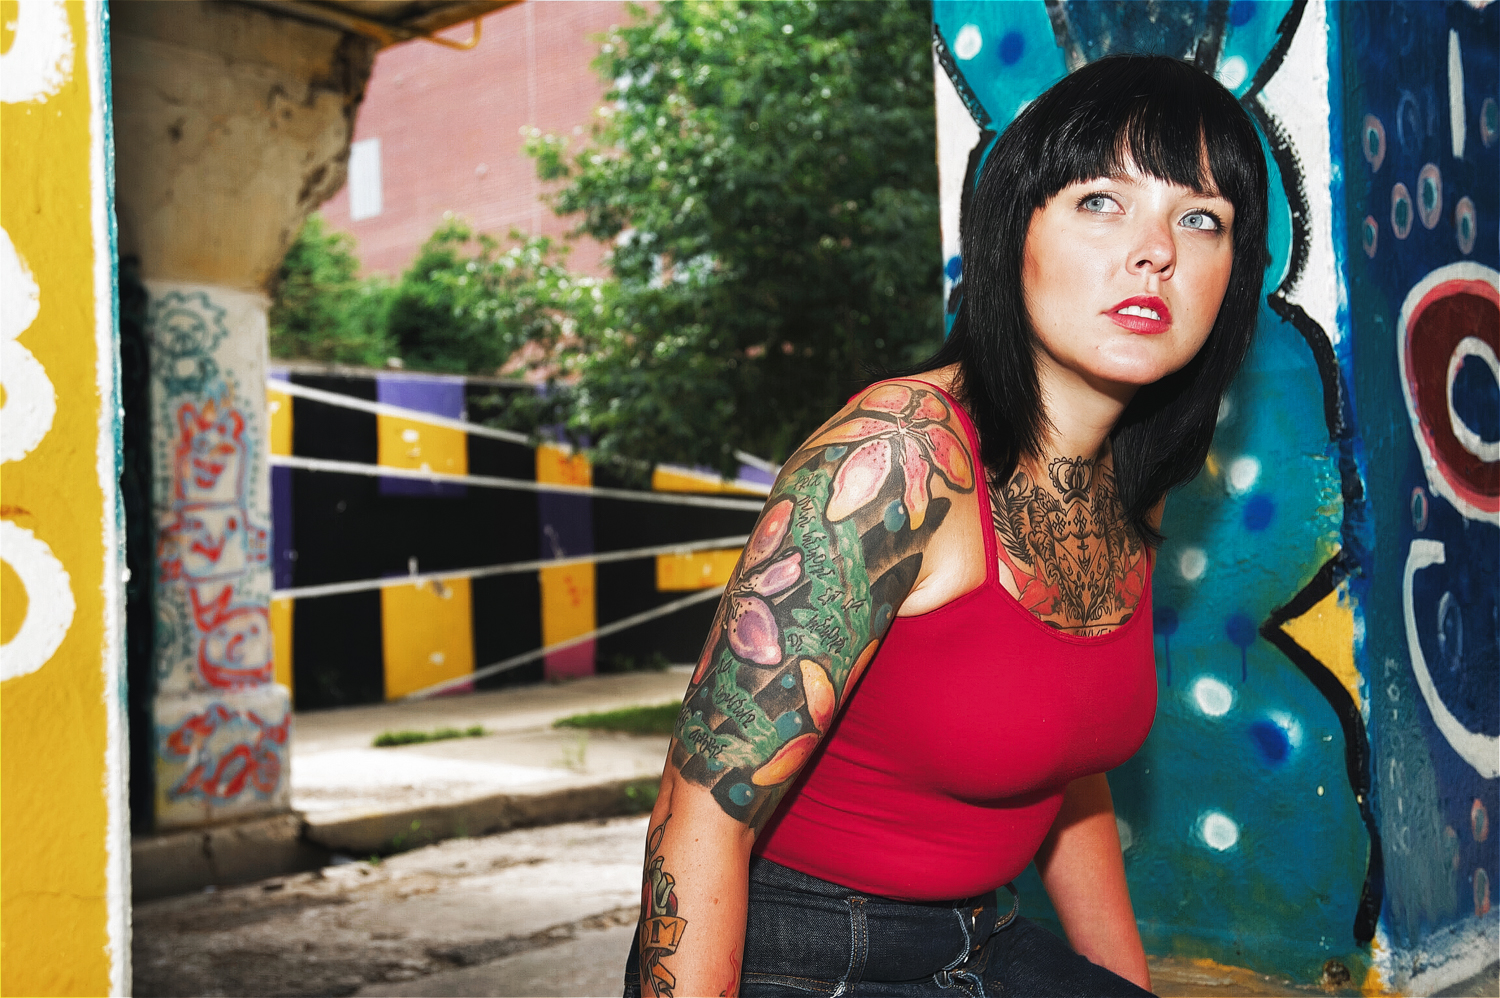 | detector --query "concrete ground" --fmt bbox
[135,814,1366,998]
